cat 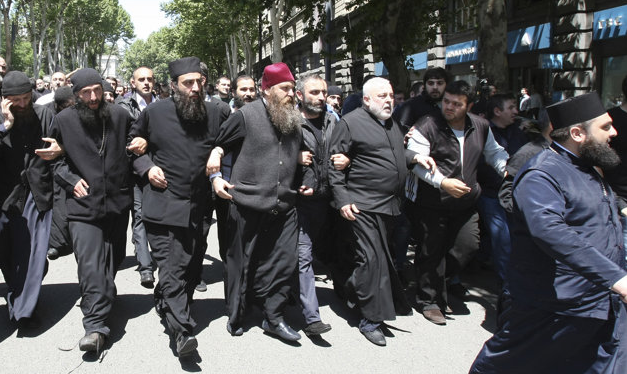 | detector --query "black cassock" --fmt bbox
[328,107,414,322]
